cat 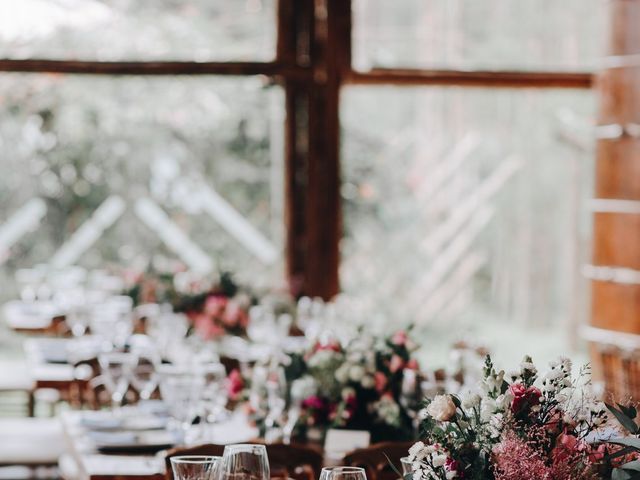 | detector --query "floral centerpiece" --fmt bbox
[285,327,422,442]
[124,269,253,339]
[405,355,626,480]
